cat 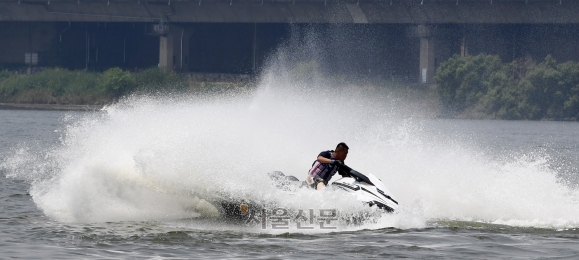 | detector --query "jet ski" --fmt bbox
[219,166,398,219]
[330,168,399,213]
